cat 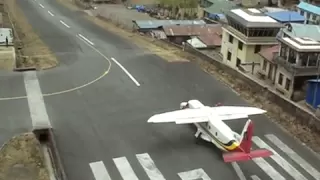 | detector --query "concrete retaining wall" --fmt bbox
[33,129,67,180]
[183,43,320,133]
